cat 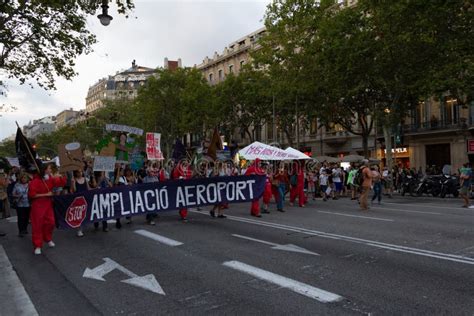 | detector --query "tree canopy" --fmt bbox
[0,0,134,93]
